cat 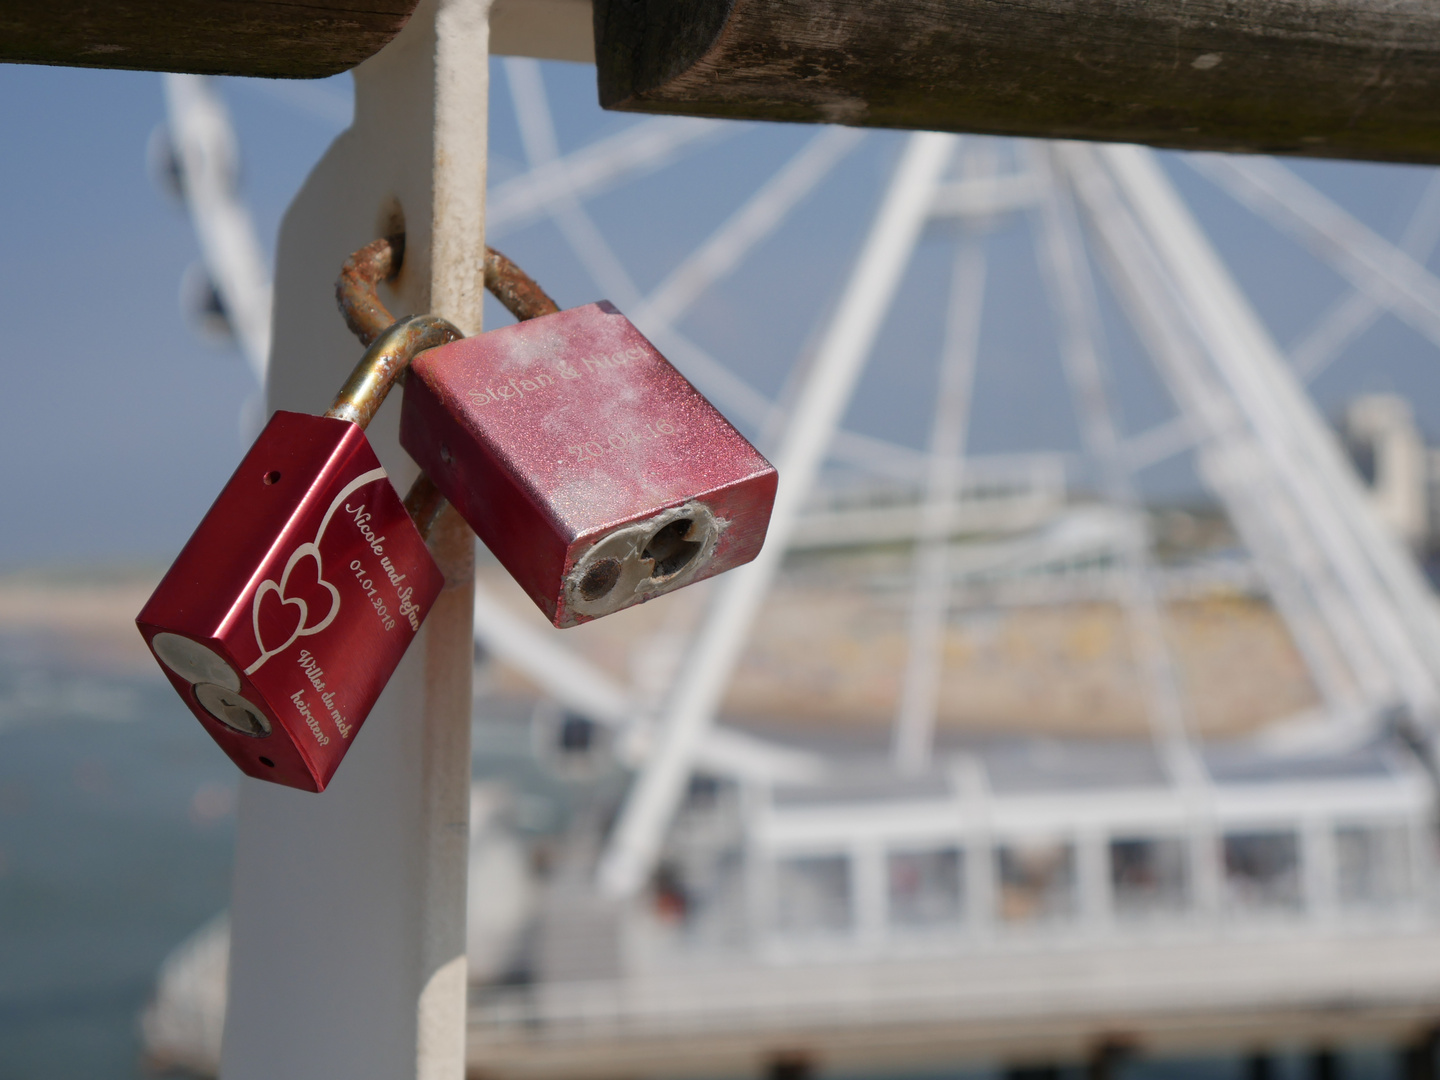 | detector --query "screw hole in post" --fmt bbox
[263,470,282,485]
[259,757,275,768]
